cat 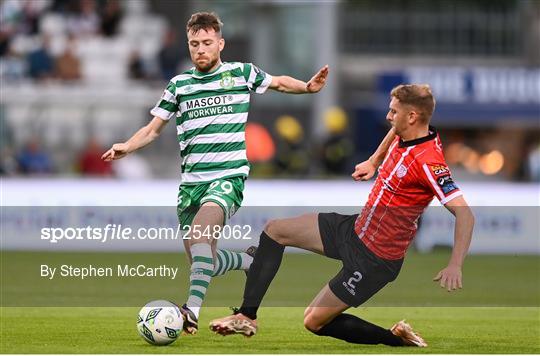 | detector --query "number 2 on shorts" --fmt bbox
[346,271,363,290]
